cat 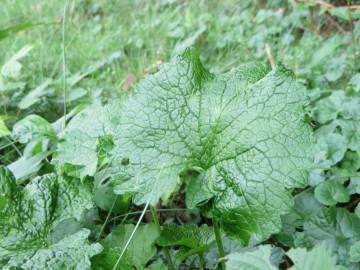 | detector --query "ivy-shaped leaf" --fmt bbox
[112,48,314,244]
